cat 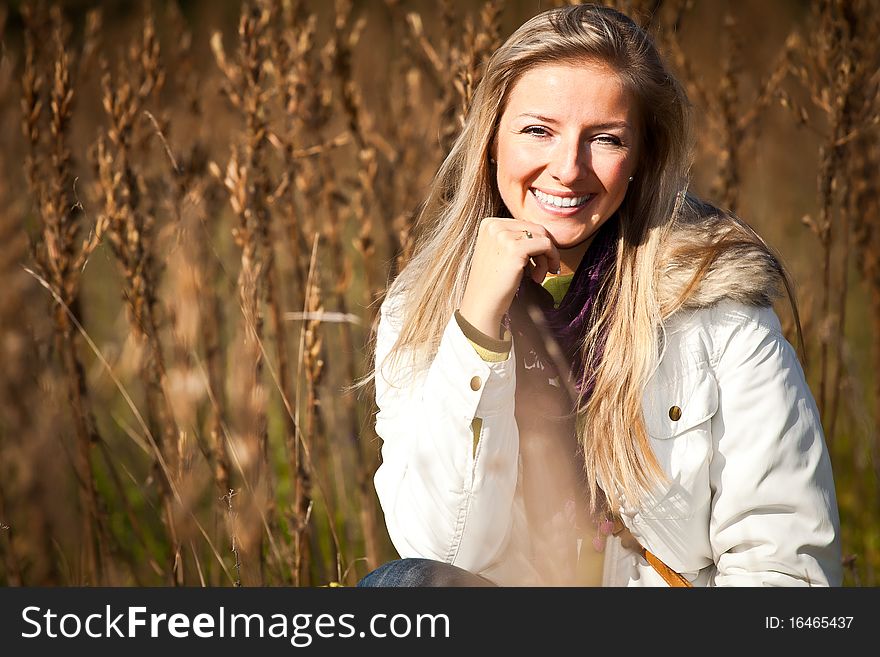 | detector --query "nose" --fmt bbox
[548,136,589,186]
